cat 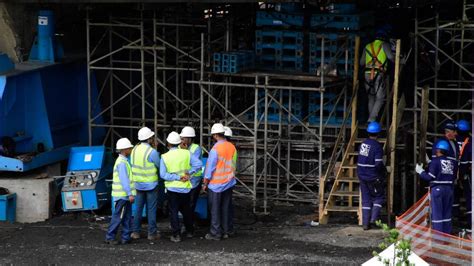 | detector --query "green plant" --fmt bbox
[371,220,414,266]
